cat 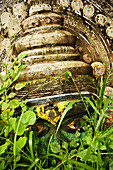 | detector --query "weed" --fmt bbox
[0,53,113,169]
